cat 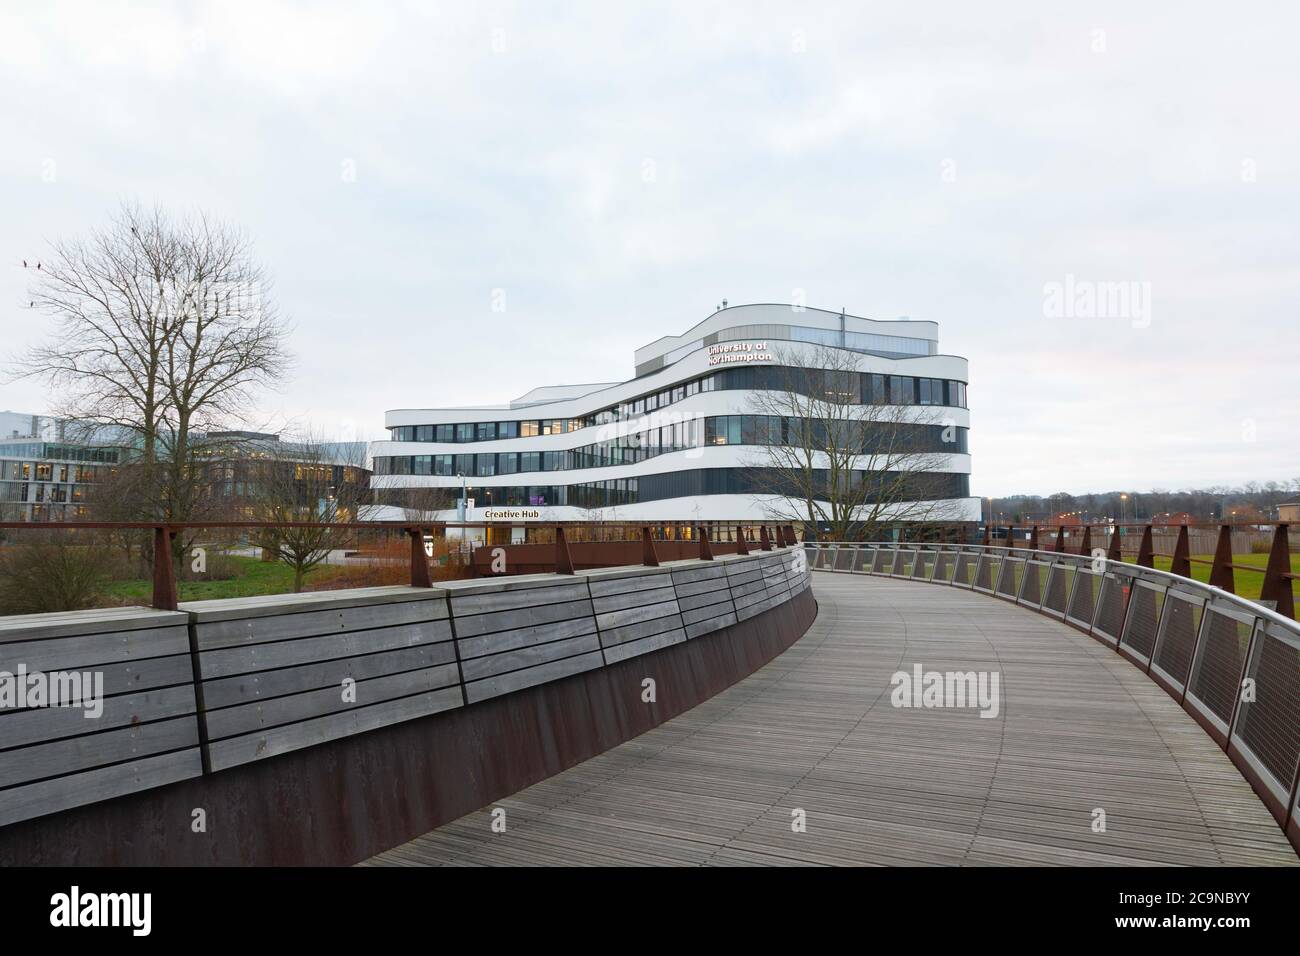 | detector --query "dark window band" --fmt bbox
[389,368,969,442]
